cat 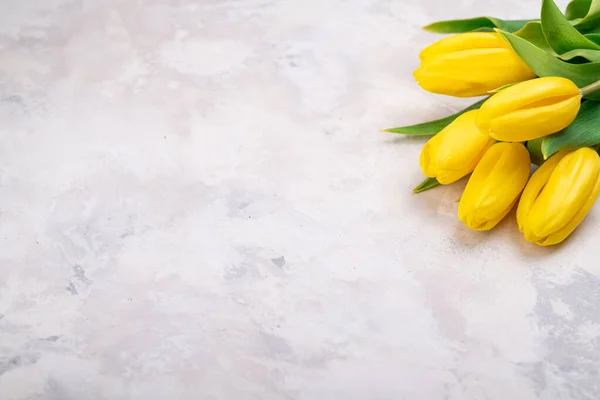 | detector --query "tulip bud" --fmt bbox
[458,142,531,231]
[420,110,495,184]
[517,148,600,246]
[477,77,582,142]
[413,32,535,98]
